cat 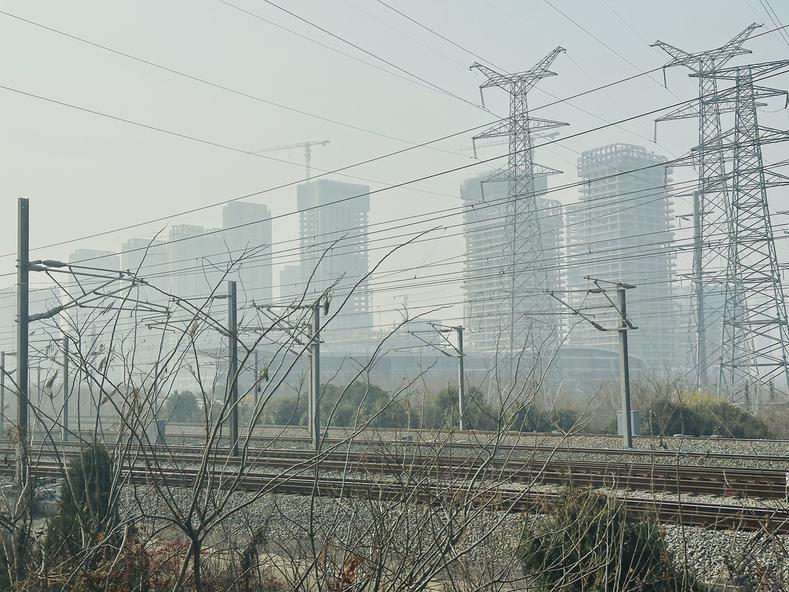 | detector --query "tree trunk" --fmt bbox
[193,538,203,592]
